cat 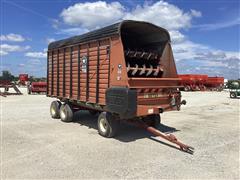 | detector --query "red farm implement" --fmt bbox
[205,77,224,91]
[0,80,22,97]
[18,74,29,86]
[178,74,208,91]
[179,74,224,91]
[27,82,47,94]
